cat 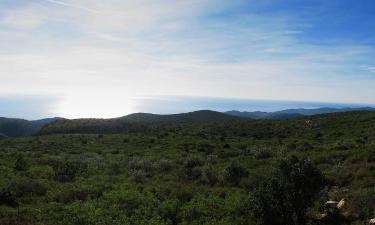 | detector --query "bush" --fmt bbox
[252,146,273,159]
[27,165,54,179]
[223,161,248,186]
[250,156,326,225]
[200,166,218,186]
[154,159,173,172]
[184,156,204,168]
[128,169,147,183]
[53,185,103,203]
[0,187,18,207]
[128,158,154,173]
[53,161,87,182]
[14,155,27,171]
[3,178,47,199]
